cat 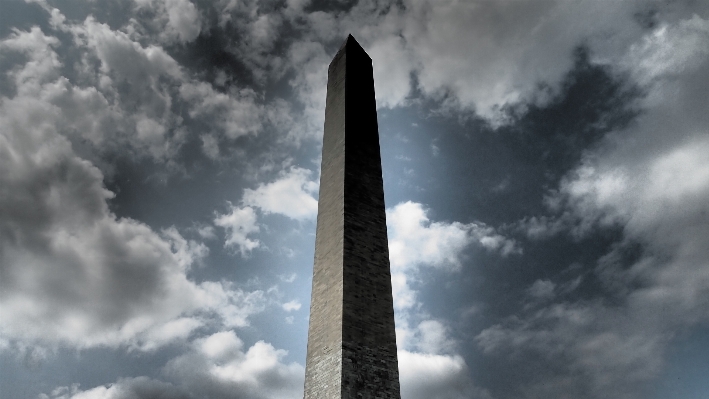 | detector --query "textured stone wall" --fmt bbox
[304,35,401,399]
[303,37,347,399]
